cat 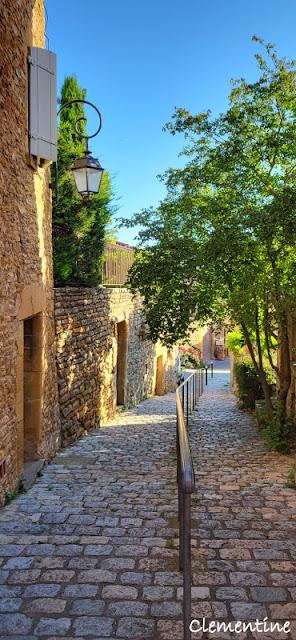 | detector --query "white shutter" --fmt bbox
[28,47,57,162]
